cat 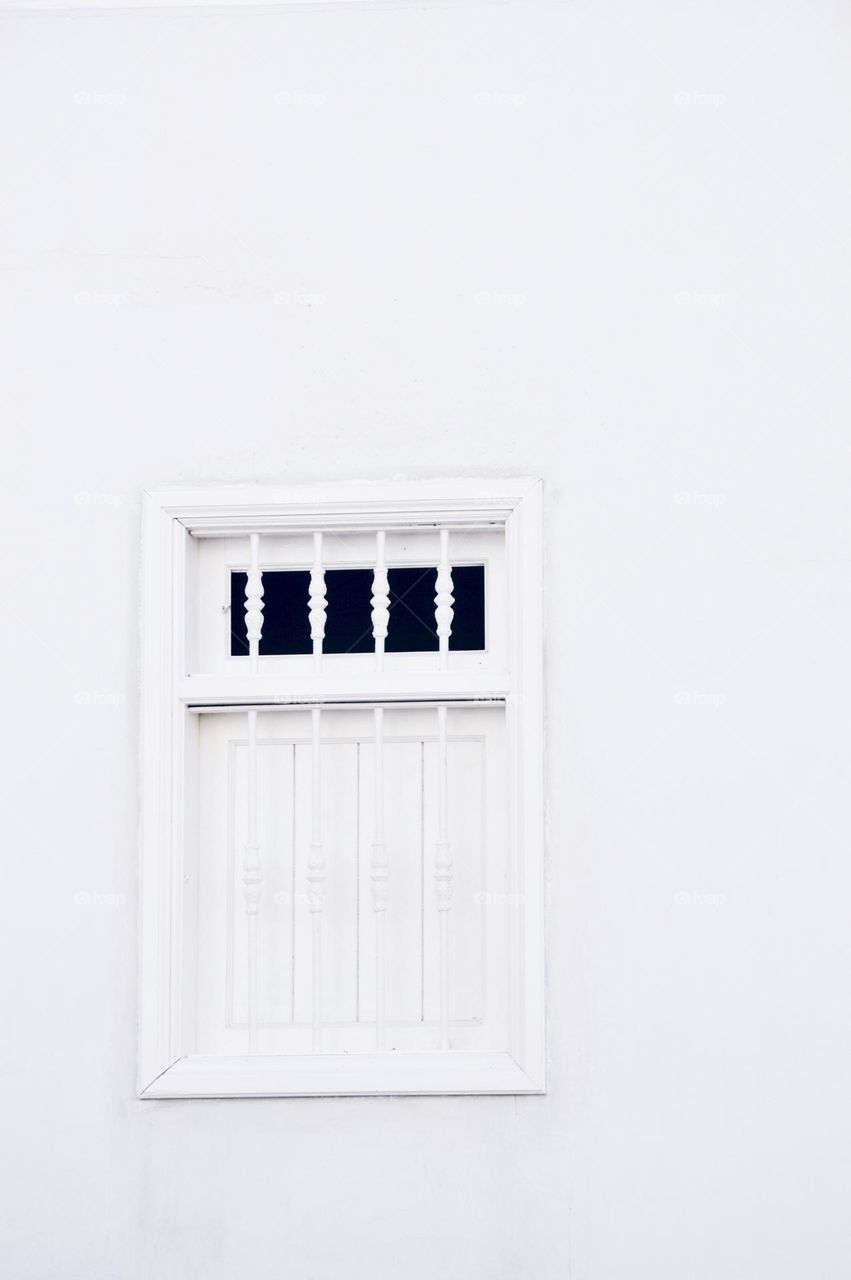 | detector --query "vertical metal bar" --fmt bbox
[435,527,454,671]
[308,706,325,1051]
[371,530,389,671]
[371,706,388,1048]
[309,531,326,673]
[435,704,452,1049]
[243,534,263,1053]
[371,531,391,1046]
